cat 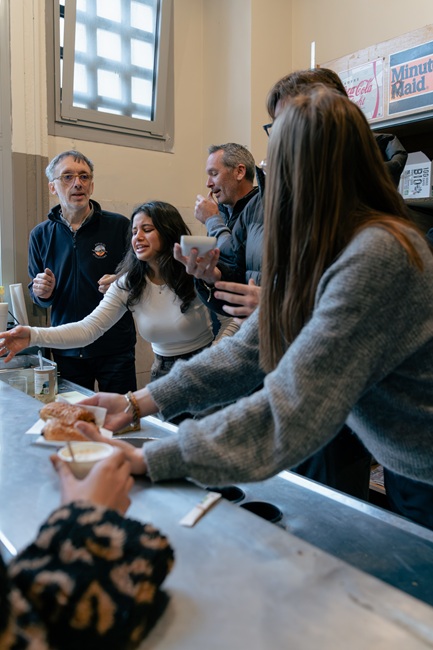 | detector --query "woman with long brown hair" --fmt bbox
[259,84,419,370]
[5,87,433,500]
